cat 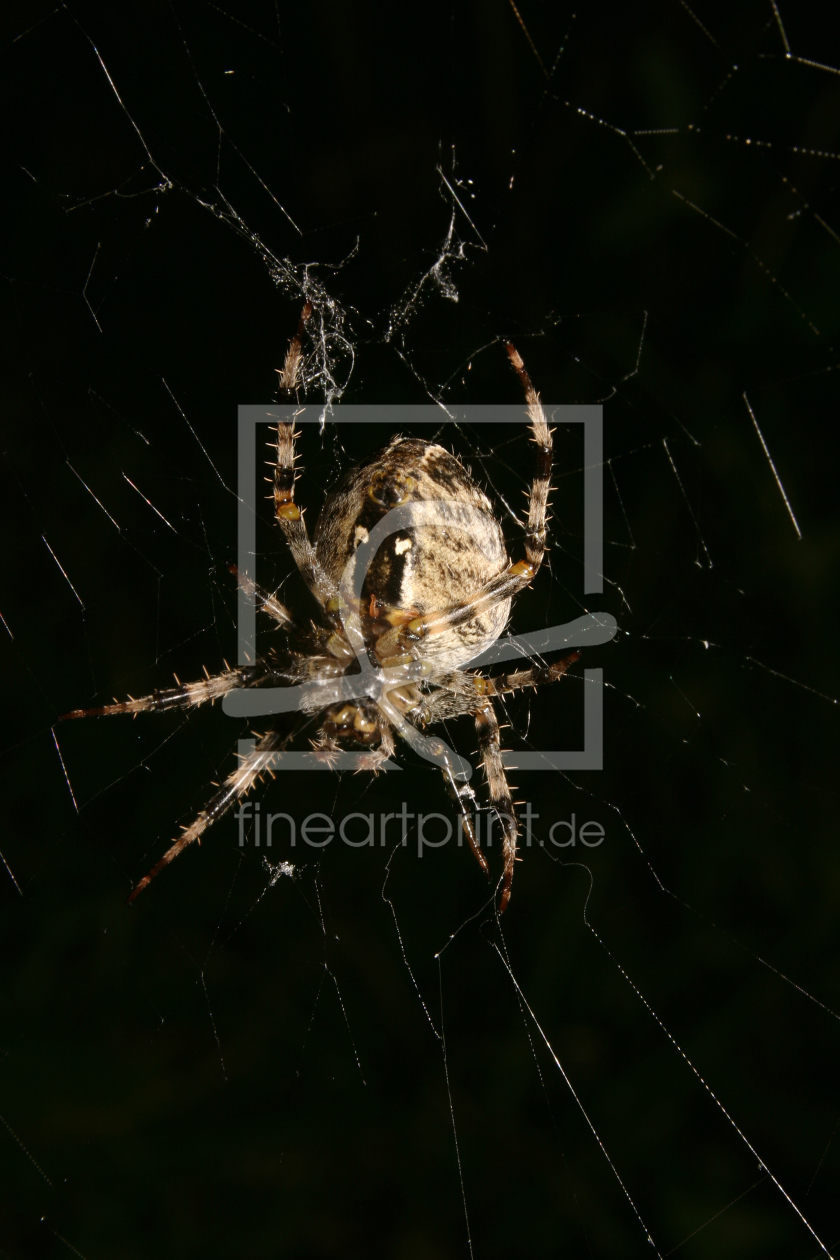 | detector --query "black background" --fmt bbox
[1,2,839,1257]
